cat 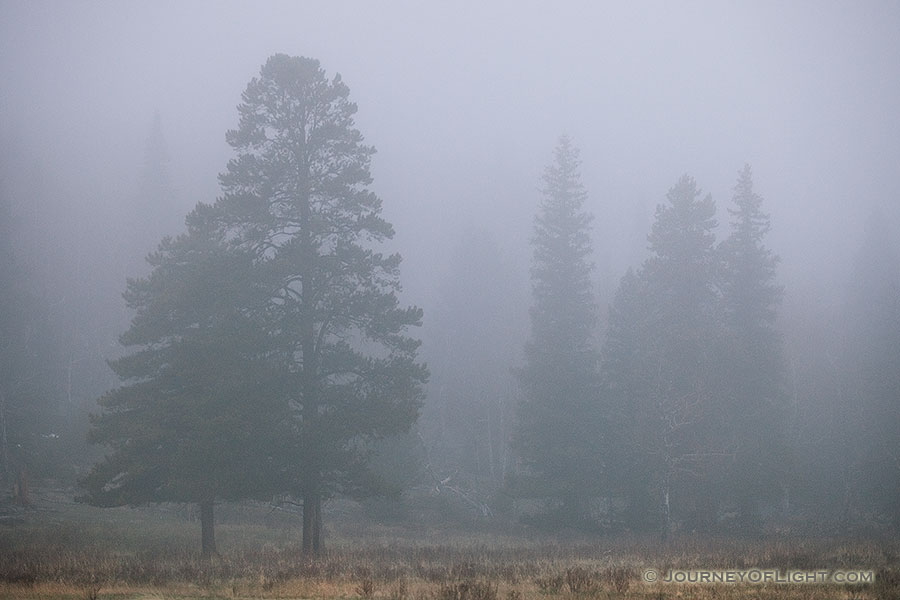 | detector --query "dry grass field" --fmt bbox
[1,492,897,600]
